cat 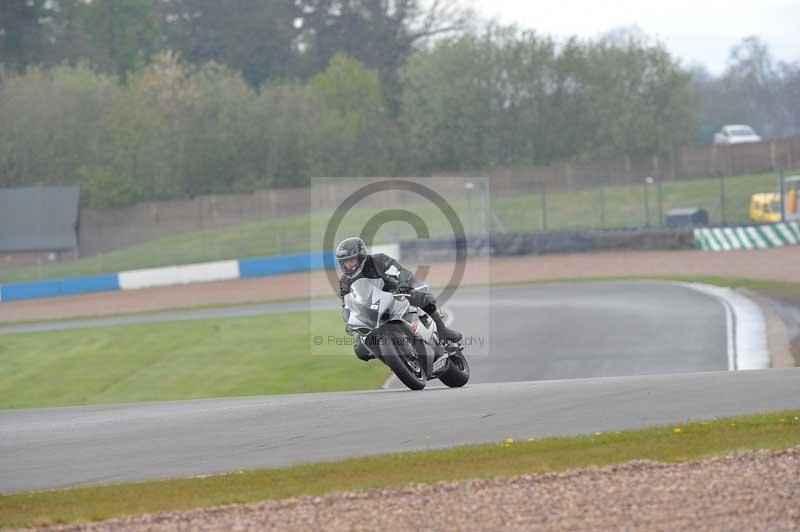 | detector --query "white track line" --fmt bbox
[676,283,770,370]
